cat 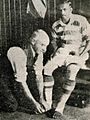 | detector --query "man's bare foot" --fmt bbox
[46,109,66,120]
[53,111,66,120]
